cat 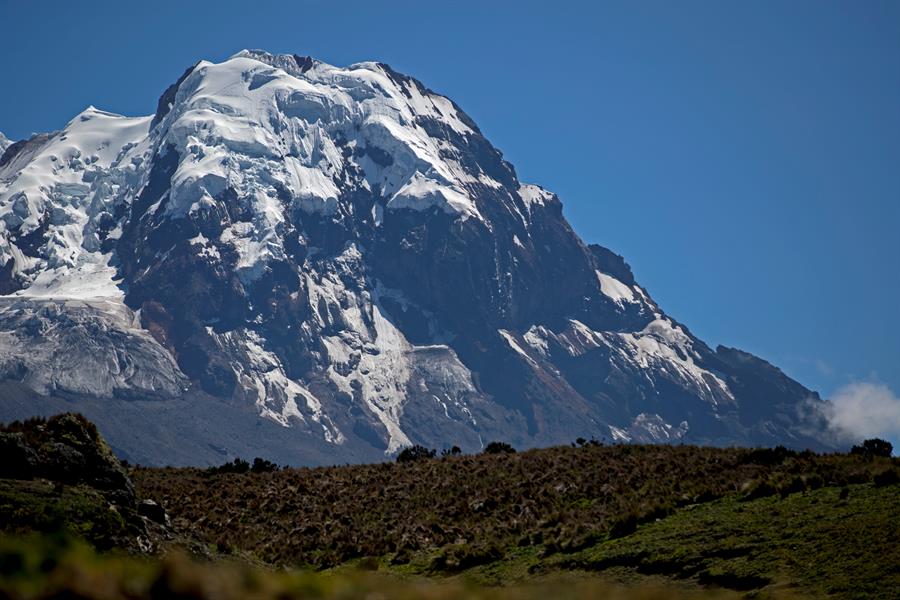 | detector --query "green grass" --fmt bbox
[542,483,900,598]
[318,482,900,599]
[313,483,900,598]
[2,479,898,599]
[2,418,898,599]
[0,479,132,550]
[133,444,897,570]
